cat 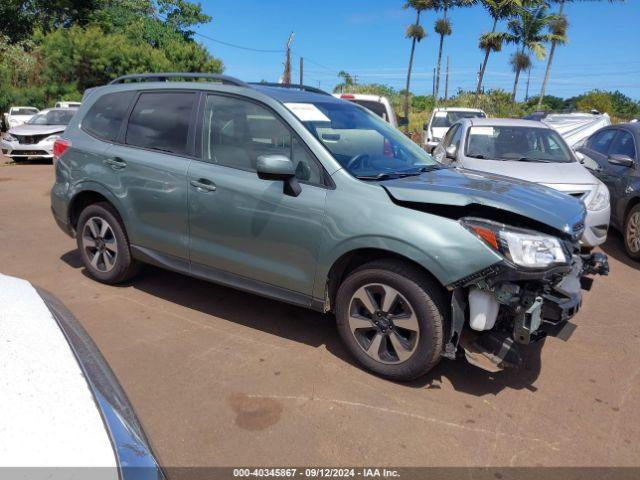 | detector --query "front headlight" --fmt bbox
[4,133,17,142]
[587,182,610,212]
[43,135,60,143]
[462,218,569,269]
